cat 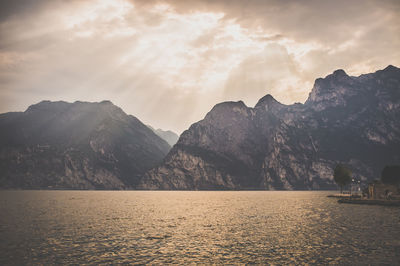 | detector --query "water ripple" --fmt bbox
[0,191,399,264]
